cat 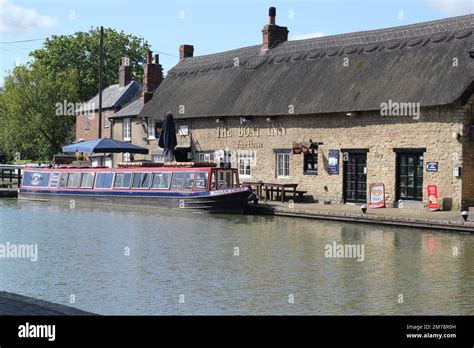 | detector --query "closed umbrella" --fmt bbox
[158,112,177,161]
